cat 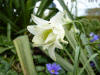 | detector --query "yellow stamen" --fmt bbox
[51,70,55,72]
